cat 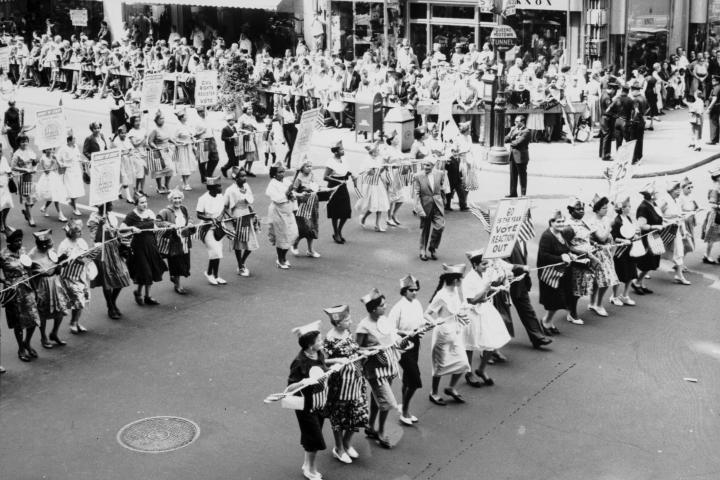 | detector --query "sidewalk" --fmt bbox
[10,87,720,179]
